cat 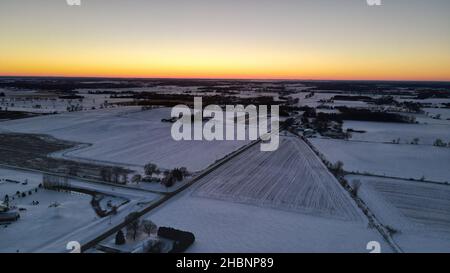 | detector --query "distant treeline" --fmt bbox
[331,95,423,112]
[0,110,44,120]
[0,78,142,92]
[309,80,450,94]
[318,107,415,123]
[58,95,85,100]
[116,93,278,108]
[415,90,450,99]
[332,95,373,102]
